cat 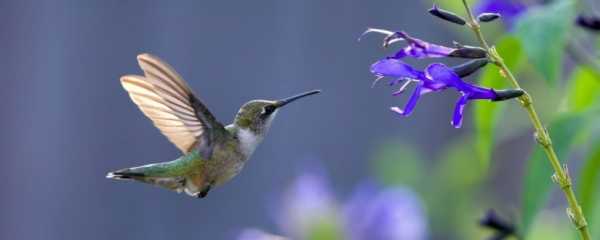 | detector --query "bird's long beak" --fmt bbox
[274,89,321,108]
